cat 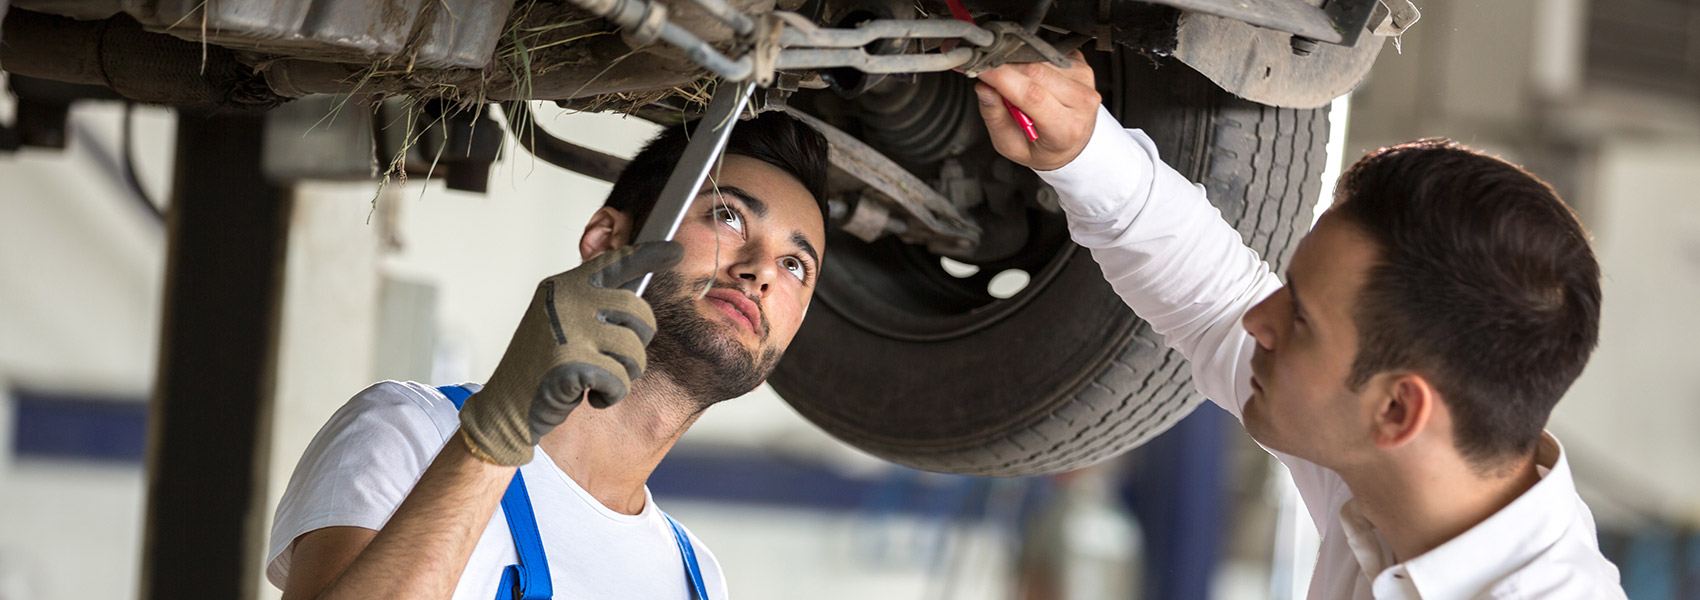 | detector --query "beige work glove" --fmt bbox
[459,242,684,465]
